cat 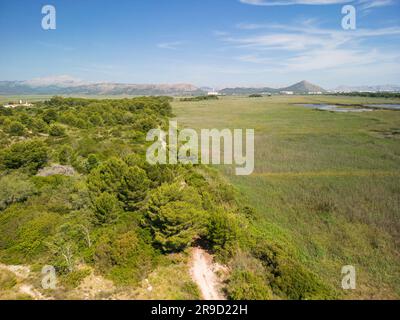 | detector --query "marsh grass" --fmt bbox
[173,95,400,299]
